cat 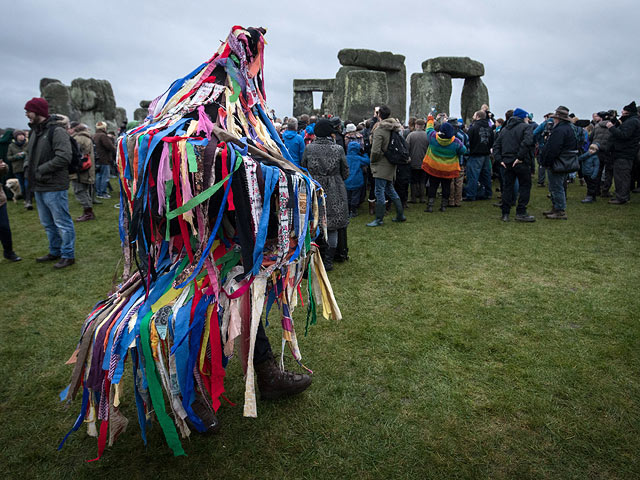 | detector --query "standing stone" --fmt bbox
[422,57,485,78]
[293,91,314,118]
[386,66,406,123]
[333,66,365,118]
[343,70,388,123]
[41,81,79,121]
[409,72,452,118]
[461,77,489,126]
